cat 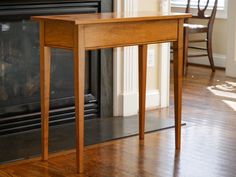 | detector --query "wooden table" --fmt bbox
[32,12,191,173]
